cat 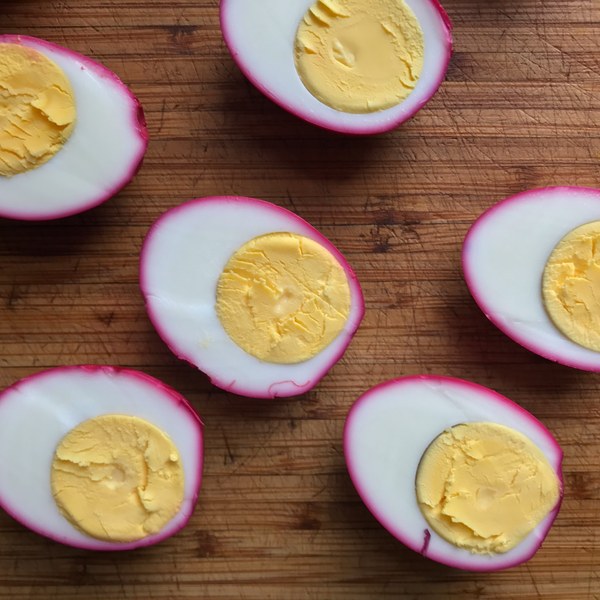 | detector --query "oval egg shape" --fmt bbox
[140,196,365,399]
[344,375,563,571]
[220,0,452,134]
[0,36,148,220]
[463,186,600,371]
[0,366,203,550]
